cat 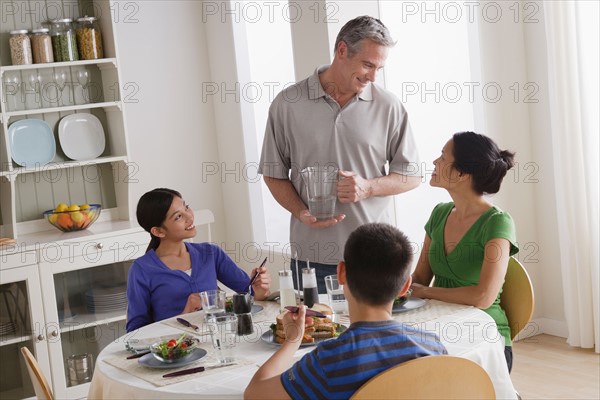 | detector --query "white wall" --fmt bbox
[113,0,568,335]
[113,1,227,244]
